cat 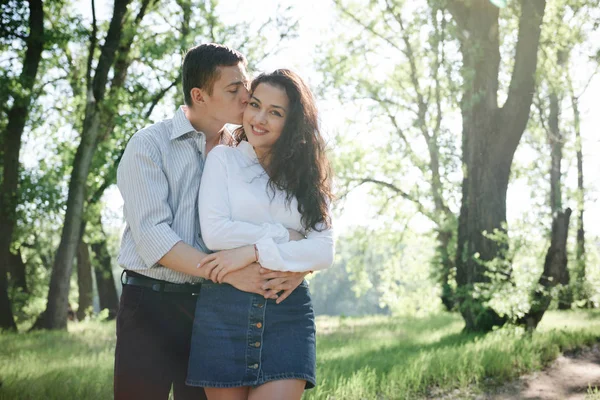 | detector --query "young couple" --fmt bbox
[114,43,334,400]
